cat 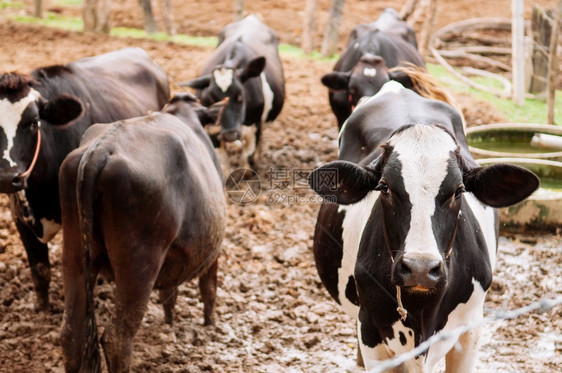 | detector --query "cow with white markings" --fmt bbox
[321,8,424,128]
[309,80,539,371]
[0,48,169,310]
[182,14,285,169]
